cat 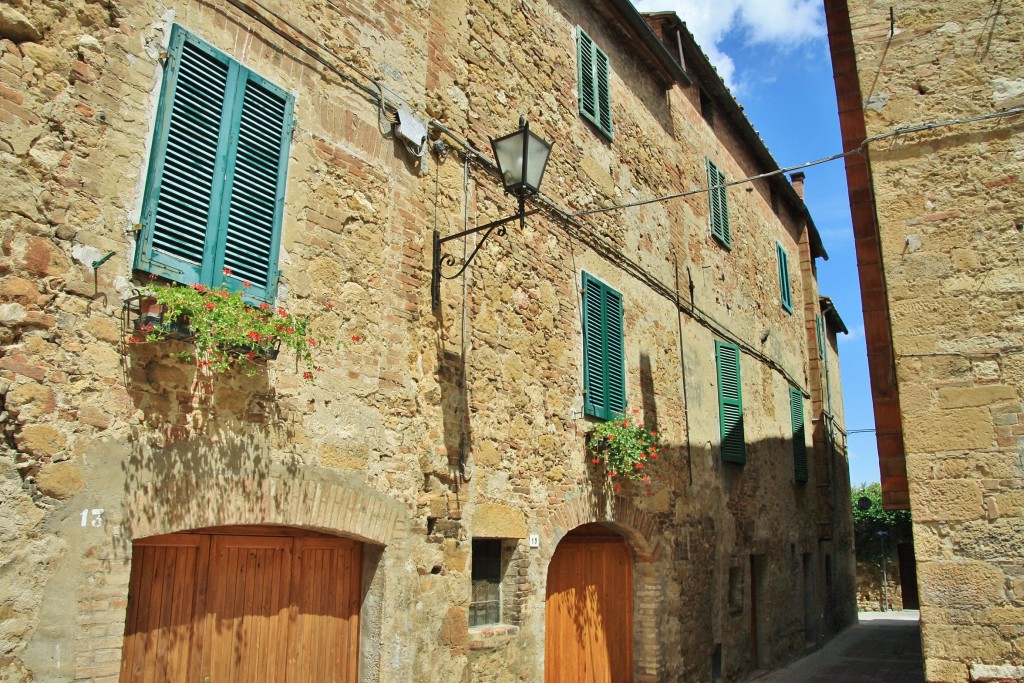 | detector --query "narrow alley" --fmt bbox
[753,612,924,683]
